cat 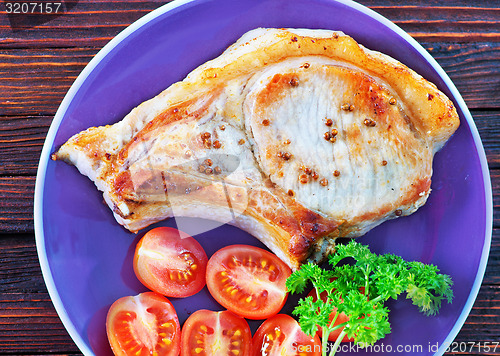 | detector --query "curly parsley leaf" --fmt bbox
[287,240,454,356]
[292,295,335,336]
[285,262,336,295]
[405,262,454,316]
